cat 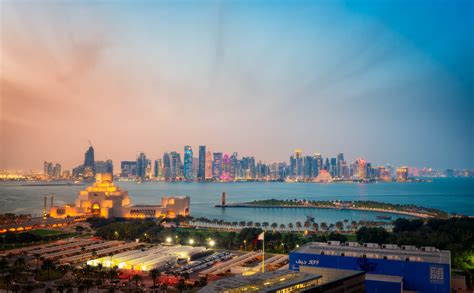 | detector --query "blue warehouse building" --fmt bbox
[289,241,451,293]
